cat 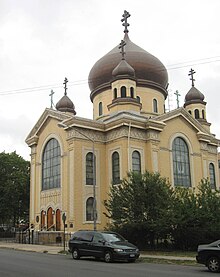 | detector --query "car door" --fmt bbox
[78,231,94,256]
[89,232,105,258]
